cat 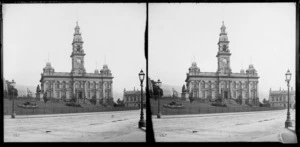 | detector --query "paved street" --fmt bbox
[152,109,296,142]
[4,110,145,142]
